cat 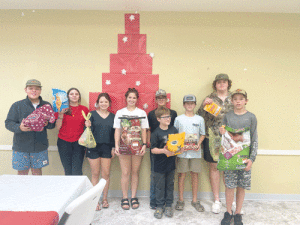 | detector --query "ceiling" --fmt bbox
[1,0,299,13]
